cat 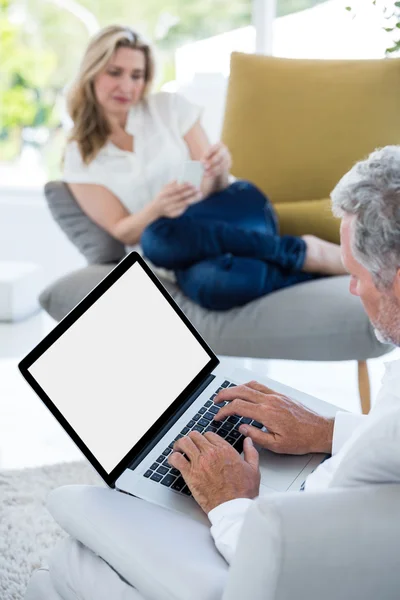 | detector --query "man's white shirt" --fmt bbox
[208,359,400,564]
